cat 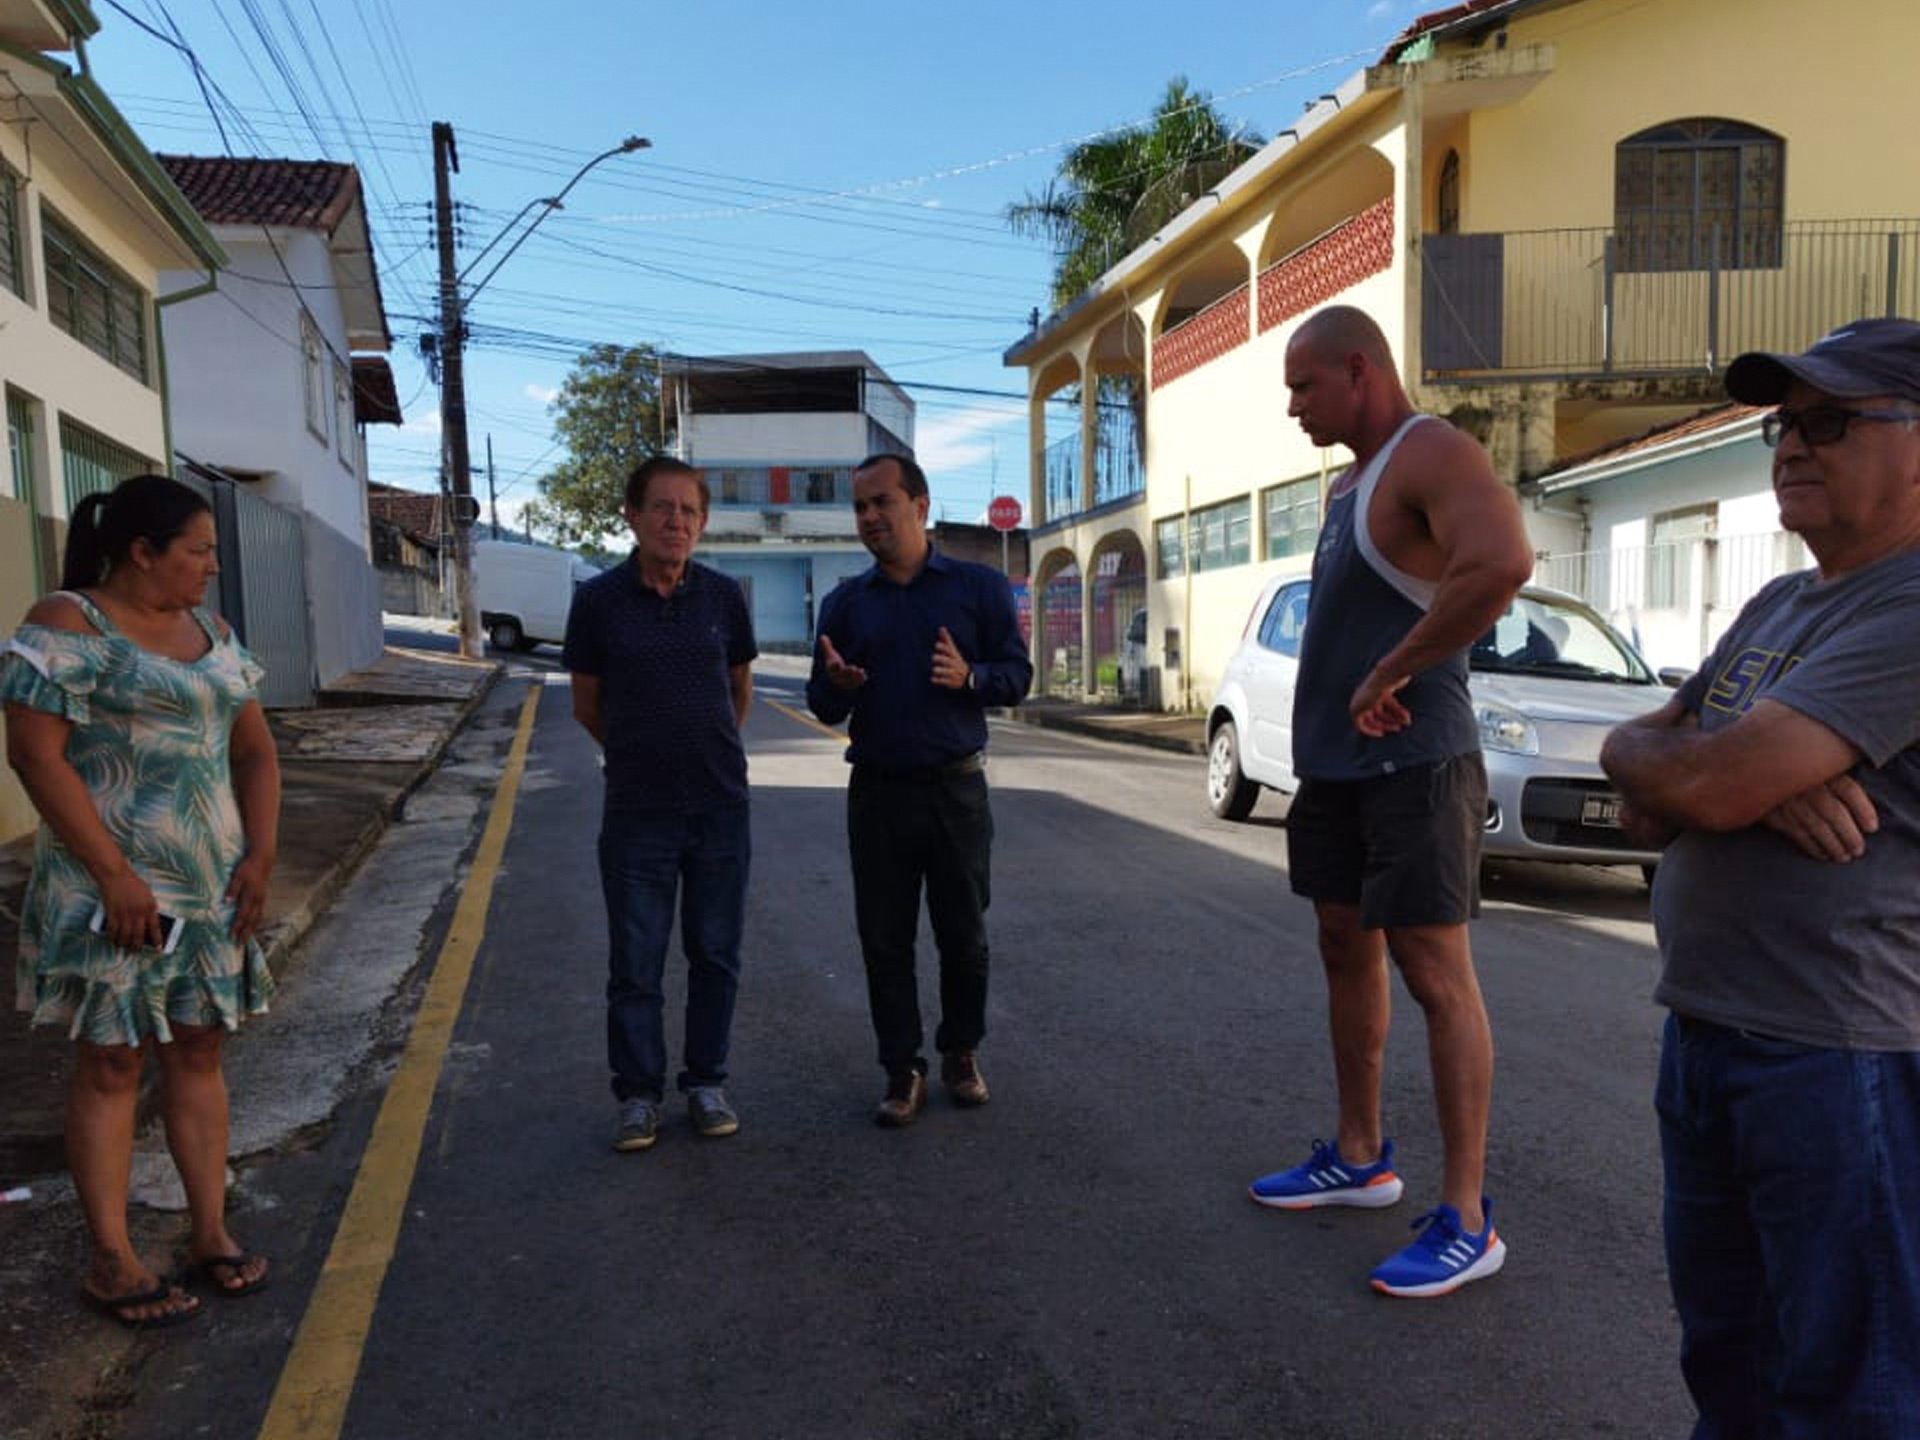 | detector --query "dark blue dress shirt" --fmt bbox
[806,550,1033,769]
